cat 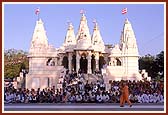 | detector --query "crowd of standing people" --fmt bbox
[4,71,164,104]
